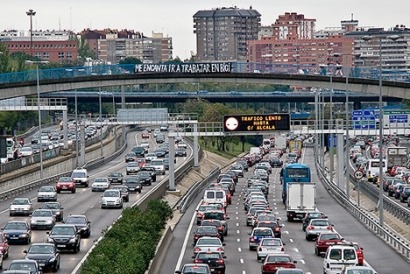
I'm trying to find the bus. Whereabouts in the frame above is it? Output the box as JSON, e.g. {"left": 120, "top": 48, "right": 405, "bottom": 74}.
{"left": 366, "top": 159, "right": 387, "bottom": 182}
{"left": 281, "top": 163, "right": 311, "bottom": 203}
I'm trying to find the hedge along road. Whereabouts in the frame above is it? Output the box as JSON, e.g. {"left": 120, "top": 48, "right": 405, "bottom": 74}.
{"left": 0, "top": 127, "right": 192, "bottom": 273}
{"left": 161, "top": 147, "right": 410, "bottom": 274}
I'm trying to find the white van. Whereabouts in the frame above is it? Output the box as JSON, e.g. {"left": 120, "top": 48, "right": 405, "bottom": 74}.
{"left": 71, "top": 167, "right": 89, "bottom": 187}
{"left": 203, "top": 189, "right": 227, "bottom": 208}
{"left": 250, "top": 147, "right": 262, "bottom": 156}
{"left": 323, "top": 244, "right": 358, "bottom": 274}
{"left": 366, "top": 159, "right": 386, "bottom": 182}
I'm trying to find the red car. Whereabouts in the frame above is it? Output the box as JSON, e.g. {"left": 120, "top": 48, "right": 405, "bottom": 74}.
{"left": 137, "top": 158, "right": 146, "bottom": 168}
{"left": 261, "top": 254, "right": 297, "bottom": 274}
{"left": 141, "top": 131, "right": 150, "bottom": 139}
{"left": 56, "top": 176, "right": 76, "bottom": 193}
{"left": 314, "top": 232, "right": 344, "bottom": 255}
{"left": 0, "top": 232, "right": 9, "bottom": 258}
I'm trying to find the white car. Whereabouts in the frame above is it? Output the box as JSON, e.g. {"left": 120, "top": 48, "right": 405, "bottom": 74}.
{"left": 140, "top": 141, "right": 150, "bottom": 151}
{"left": 256, "top": 237, "right": 285, "bottom": 261}
{"left": 37, "top": 185, "right": 58, "bottom": 202}
{"left": 91, "top": 178, "right": 110, "bottom": 192}
{"left": 100, "top": 189, "right": 123, "bottom": 209}
{"left": 126, "top": 162, "right": 140, "bottom": 175}
{"left": 145, "top": 153, "right": 157, "bottom": 162}
{"left": 177, "top": 141, "right": 187, "bottom": 148}
{"left": 9, "top": 198, "right": 33, "bottom": 216}
{"left": 30, "top": 209, "right": 56, "bottom": 230}
{"left": 193, "top": 237, "right": 225, "bottom": 255}
{"left": 149, "top": 159, "right": 166, "bottom": 175}
{"left": 19, "top": 146, "right": 33, "bottom": 157}
{"left": 323, "top": 244, "right": 358, "bottom": 274}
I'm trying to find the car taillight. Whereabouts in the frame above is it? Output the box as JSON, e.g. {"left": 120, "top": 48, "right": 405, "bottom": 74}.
{"left": 194, "top": 259, "right": 201, "bottom": 263}
{"left": 217, "top": 259, "right": 224, "bottom": 264}
{"left": 218, "top": 226, "right": 223, "bottom": 230}
{"left": 250, "top": 237, "right": 255, "bottom": 242}
{"left": 194, "top": 247, "right": 201, "bottom": 253}
{"left": 317, "top": 240, "right": 324, "bottom": 245}
{"left": 217, "top": 247, "right": 224, "bottom": 252}
{"left": 197, "top": 212, "right": 203, "bottom": 217}
{"left": 327, "top": 226, "right": 333, "bottom": 231}
{"left": 194, "top": 236, "right": 199, "bottom": 240}
{"left": 307, "top": 225, "right": 314, "bottom": 230}
{"left": 275, "top": 227, "right": 280, "bottom": 232}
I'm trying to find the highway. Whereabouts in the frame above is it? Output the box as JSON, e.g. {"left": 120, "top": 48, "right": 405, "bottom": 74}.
{"left": 0, "top": 128, "right": 191, "bottom": 273}
{"left": 161, "top": 147, "right": 409, "bottom": 274}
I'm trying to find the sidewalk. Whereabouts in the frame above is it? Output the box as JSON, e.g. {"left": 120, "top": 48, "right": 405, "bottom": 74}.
{"left": 324, "top": 154, "right": 410, "bottom": 242}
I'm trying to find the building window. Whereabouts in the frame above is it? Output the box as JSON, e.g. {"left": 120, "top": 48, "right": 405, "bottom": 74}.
{"left": 58, "top": 52, "right": 64, "bottom": 59}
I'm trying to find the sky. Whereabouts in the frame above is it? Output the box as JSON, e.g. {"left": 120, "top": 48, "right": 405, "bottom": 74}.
{"left": 1, "top": 0, "right": 409, "bottom": 59}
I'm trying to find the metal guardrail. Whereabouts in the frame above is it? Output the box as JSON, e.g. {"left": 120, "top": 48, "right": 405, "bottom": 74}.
{"left": 178, "top": 167, "right": 221, "bottom": 213}
{"left": 315, "top": 149, "right": 410, "bottom": 260}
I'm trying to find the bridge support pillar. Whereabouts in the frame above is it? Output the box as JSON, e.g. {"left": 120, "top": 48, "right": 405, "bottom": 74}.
{"left": 62, "top": 110, "right": 68, "bottom": 150}
{"left": 193, "top": 123, "right": 199, "bottom": 167}
{"left": 337, "top": 133, "right": 345, "bottom": 190}
{"left": 121, "top": 85, "right": 126, "bottom": 143}
{"left": 353, "top": 102, "right": 361, "bottom": 110}
{"left": 79, "top": 123, "right": 85, "bottom": 167}
{"left": 168, "top": 135, "right": 176, "bottom": 191}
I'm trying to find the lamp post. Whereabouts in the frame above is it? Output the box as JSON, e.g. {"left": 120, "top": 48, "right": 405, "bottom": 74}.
{"left": 362, "top": 34, "right": 400, "bottom": 226}
{"left": 99, "top": 89, "right": 103, "bottom": 157}
{"left": 25, "top": 60, "right": 48, "bottom": 178}
{"left": 75, "top": 89, "right": 79, "bottom": 167}
{"left": 26, "top": 9, "right": 36, "bottom": 57}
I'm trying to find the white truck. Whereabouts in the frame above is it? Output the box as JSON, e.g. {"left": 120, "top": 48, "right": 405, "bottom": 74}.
{"left": 286, "top": 182, "right": 316, "bottom": 222}
{"left": 275, "top": 135, "right": 287, "bottom": 151}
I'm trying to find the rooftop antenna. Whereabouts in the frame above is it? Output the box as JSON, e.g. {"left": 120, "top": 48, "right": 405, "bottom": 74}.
{"left": 351, "top": 13, "right": 354, "bottom": 21}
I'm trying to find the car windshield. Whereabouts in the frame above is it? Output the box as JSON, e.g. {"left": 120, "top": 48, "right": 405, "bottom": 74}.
{"left": 128, "top": 163, "right": 138, "bottom": 167}
{"left": 182, "top": 266, "right": 209, "bottom": 273}
{"left": 320, "top": 234, "right": 340, "bottom": 240}
{"left": 94, "top": 178, "right": 107, "bottom": 182}
{"left": 65, "top": 216, "right": 86, "bottom": 224}
{"left": 50, "top": 226, "right": 75, "bottom": 235}
{"left": 72, "top": 172, "right": 85, "bottom": 178}
{"left": 39, "top": 186, "right": 54, "bottom": 192}
{"left": 12, "top": 199, "right": 29, "bottom": 205}
{"left": 9, "top": 262, "right": 37, "bottom": 271}
{"left": 110, "top": 173, "right": 121, "bottom": 177}
{"left": 311, "top": 220, "right": 329, "bottom": 226}
{"left": 267, "top": 255, "right": 291, "bottom": 263}
{"left": 29, "top": 245, "right": 54, "bottom": 254}
{"left": 196, "top": 227, "right": 216, "bottom": 233}
{"left": 104, "top": 191, "right": 119, "bottom": 197}
{"left": 32, "top": 210, "right": 53, "bottom": 217}
{"left": 197, "top": 253, "right": 221, "bottom": 259}
{"left": 197, "top": 238, "right": 220, "bottom": 245}
{"left": 204, "top": 212, "right": 223, "bottom": 220}
{"left": 59, "top": 177, "right": 72, "bottom": 182}
{"left": 4, "top": 222, "right": 27, "bottom": 230}
{"left": 42, "top": 203, "right": 59, "bottom": 209}
{"left": 262, "top": 238, "right": 282, "bottom": 246}
{"left": 346, "top": 270, "right": 374, "bottom": 274}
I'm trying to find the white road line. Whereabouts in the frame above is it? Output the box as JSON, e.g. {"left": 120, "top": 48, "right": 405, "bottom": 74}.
{"left": 300, "top": 260, "right": 306, "bottom": 264}
{"left": 237, "top": 238, "right": 240, "bottom": 242}
{"left": 294, "top": 248, "right": 299, "bottom": 253}
{"left": 237, "top": 230, "right": 240, "bottom": 234}
{"left": 283, "top": 231, "right": 289, "bottom": 234}
{"left": 238, "top": 247, "right": 242, "bottom": 252}
{"left": 289, "top": 239, "right": 294, "bottom": 243}
{"left": 242, "top": 271, "right": 246, "bottom": 274}
{"left": 175, "top": 201, "right": 197, "bottom": 272}
{"left": 240, "top": 258, "right": 244, "bottom": 264}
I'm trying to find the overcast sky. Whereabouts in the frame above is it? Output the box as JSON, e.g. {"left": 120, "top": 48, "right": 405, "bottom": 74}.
{"left": 2, "top": 0, "right": 409, "bottom": 59}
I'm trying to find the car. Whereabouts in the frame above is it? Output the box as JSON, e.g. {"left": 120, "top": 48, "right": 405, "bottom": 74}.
{"left": 175, "top": 263, "right": 211, "bottom": 274}
{"left": 175, "top": 147, "right": 187, "bottom": 157}
{"left": 141, "top": 131, "right": 150, "bottom": 139}
{"left": 126, "top": 162, "right": 140, "bottom": 175}
{"left": 256, "top": 237, "right": 285, "bottom": 261}
{"left": 0, "top": 232, "right": 10, "bottom": 258}
{"left": 63, "top": 214, "right": 91, "bottom": 238}
{"left": 136, "top": 171, "right": 153, "bottom": 186}
{"left": 125, "top": 152, "right": 138, "bottom": 162}
{"left": 140, "top": 166, "right": 157, "bottom": 182}
{"left": 6, "top": 259, "right": 42, "bottom": 274}
{"left": 196, "top": 204, "right": 218, "bottom": 225}
{"left": 41, "top": 202, "right": 64, "bottom": 222}
{"left": 107, "top": 172, "right": 124, "bottom": 184}
{"left": 269, "top": 157, "right": 283, "bottom": 168}
{"left": 302, "top": 211, "right": 327, "bottom": 231}
{"left": 199, "top": 220, "right": 225, "bottom": 241}
{"left": 154, "top": 148, "right": 167, "bottom": 158}
{"left": 2, "top": 221, "right": 32, "bottom": 244}
{"left": 9, "top": 198, "right": 33, "bottom": 216}
{"left": 261, "top": 254, "right": 297, "bottom": 274}
{"left": 148, "top": 159, "right": 166, "bottom": 175}
{"left": 305, "top": 218, "right": 334, "bottom": 241}
{"left": 340, "top": 266, "right": 377, "bottom": 274}
{"left": 256, "top": 221, "right": 282, "bottom": 238}
{"left": 177, "top": 141, "right": 187, "bottom": 148}
{"left": 249, "top": 227, "right": 275, "bottom": 250}
{"left": 202, "top": 210, "right": 229, "bottom": 236}
{"left": 56, "top": 176, "right": 76, "bottom": 193}
{"left": 193, "top": 236, "right": 225, "bottom": 255}
{"left": 24, "top": 243, "right": 60, "bottom": 272}
{"left": 140, "top": 141, "right": 150, "bottom": 152}
{"left": 192, "top": 251, "right": 226, "bottom": 274}
{"left": 145, "top": 152, "right": 157, "bottom": 162}
{"left": 230, "top": 164, "right": 245, "bottom": 177}
{"left": 160, "top": 124, "right": 169, "bottom": 131}
{"left": 156, "top": 134, "right": 165, "bottom": 143}
{"left": 100, "top": 189, "right": 123, "bottom": 209}
{"left": 111, "top": 185, "right": 130, "bottom": 202}
{"left": 47, "top": 224, "right": 81, "bottom": 253}
{"left": 193, "top": 226, "right": 221, "bottom": 244}
{"left": 343, "top": 241, "right": 365, "bottom": 266}
{"left": 30, "top": 209, "right": 56, "bottom": 230}
{"left": 70, "top": 167, "right": 89, "bottom": 187}
{"left": 91, "top": 177, "right": 110, "bottom": 192}
{"left": 19, "top": 146, "right": 34, "bottom": 157}
{"left": 253, "top": 213, "right": 278, "bottom": 228}
{"left": 125, "top": 176, "right": 143, "bottom": 193}
{"left": 314, "top": 232, "right": 344, "bottom": 256}
{"left": 132, "top": 146, "right": 146, "bottom": 157}
{"left": 323, "top": 244, "right": 358, "bottom": 274}
{"left": 37, "top": 185, "right": 58, "bottom": 202}
{"left": 275, "top": 269, "right": 305, "bottom": 274}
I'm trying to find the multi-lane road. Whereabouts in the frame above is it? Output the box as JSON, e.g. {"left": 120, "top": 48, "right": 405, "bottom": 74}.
{"left": 161, "top": 147, "right": 409, "bottom": 274}
{"left": 0, "top": 129, "right": 191, "bottom": 273}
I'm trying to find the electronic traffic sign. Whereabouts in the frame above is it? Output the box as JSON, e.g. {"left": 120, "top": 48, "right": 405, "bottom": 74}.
{"left": 223, "top": 114, "right": 290, "bottom": 133}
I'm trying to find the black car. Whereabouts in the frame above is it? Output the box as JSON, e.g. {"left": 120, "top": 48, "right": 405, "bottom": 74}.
{"left": 125, "top": 152, "right": 138, "bottom": 162}
{"left": 107, "top": 172, "right": 124, "bottom": 184}
{"left": 63, "top": 215, "right": 91, "bottom": 238}
{"left": 132, "top": 146, "right": 146, "bottom": 157}
{"left": 112, "top": 186, "right": 130, "bottom": 202}
{"left": 154, "top": 148, "right": 167, "bottom": 158}
{"left": 2, "top": 221, "right": 32, "bottom": 244}
{"left": 136, "top": 171, "right": 153, "bottom": 186}
{"left": 175, "top": 147, "right": 187, "bottom": 157}
{"left": 140, "top": 166, "right": 157, "bottom": 182}
{"left": 125, "top": 176, "right": 143, "bottom": 193}
{"left": 269, "top": 157, "right": 283, "bottom": 168}
{"left": 47, "top": 224, "right": 81, "bottom": 253}
{"left": 301, "top": 211, "right": 327, "bottom": 231}
{"left": 191, "top": 251, "right": 226, "bottom": 274}
{"left": 24, "top": 243, "right": 60, "bottom": 272}
{"left": 6, "top": 259, "right": 42, "bottom": 274}
{"left": 41, "top": 202, "right": 64, "bottom": 222}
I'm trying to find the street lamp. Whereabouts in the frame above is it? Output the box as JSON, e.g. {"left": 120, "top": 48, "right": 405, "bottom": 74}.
{"left": 25, "top": 60, "right": 48, "bottom": 178}
{"left": 26, "top": 9, "right": 36, "bottom": 57}
{"left": 362, "top": 33, "right": 400, "bottom": 226}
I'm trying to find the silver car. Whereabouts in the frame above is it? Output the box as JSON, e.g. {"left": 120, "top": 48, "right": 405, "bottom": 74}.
{"left": 30, "top": 209, "right": 56, "bottom": 230}
{"left": 91, "top": 178, "right": 110, "bottom": 192}
{"left": 193, "top": 237, "right": 225, "bottom": 255}
{"left": 256, "top": 237, "right": 285, "bottom": 261}
{"left": 37, "top": 186, "right": 58, "bottom": 202}
{"left": 9, "top": 198, "right": 33, "bottom": 216}
{"left": 305, "top": 218, "right": 334, "bottom": 241}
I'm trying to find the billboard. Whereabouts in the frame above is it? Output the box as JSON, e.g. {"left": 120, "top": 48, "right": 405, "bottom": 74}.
{"left": 223, "top": 114, "right": 290, "bottom": 133}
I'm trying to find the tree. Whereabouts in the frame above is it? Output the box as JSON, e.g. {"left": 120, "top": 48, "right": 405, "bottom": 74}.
{"left": 77, "top": 36, "right": 96, "bottom": 63}
{"left": 119, "top": 57, "right": 142, "bottom": 64}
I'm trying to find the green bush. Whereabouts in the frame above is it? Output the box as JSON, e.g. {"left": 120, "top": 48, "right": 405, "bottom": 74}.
{"left": 81, "top": 199, "right": 172, "bottom": 274}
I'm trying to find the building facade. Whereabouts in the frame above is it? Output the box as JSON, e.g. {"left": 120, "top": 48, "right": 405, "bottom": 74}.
{"left": 271, "top": 12, "right": 316, "bottom": 40}
{"left": 193, "top": 6, "right": 261, "bottom": 61}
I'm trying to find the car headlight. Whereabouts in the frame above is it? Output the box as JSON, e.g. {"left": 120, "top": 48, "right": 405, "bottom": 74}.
{"left": 49, "top": 257, "right": 56, "bottom": 262}
{"left": 69, "top": 237, "right": 77, "bottom": 243}
{"left": 46, "top": 220, "right": 53, "bottom": 224}
{"left": 20, "top": 233, "right": 28, "bottom": 238}
{"left": 47, "top": 237, "right": 54, "bottom": 243}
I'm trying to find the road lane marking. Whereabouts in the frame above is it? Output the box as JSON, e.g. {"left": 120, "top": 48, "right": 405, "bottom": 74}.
{"left": 240, "top": 258, "right": 244, "bottom": 264}
{"left": 289, "top": 239, "right": 294, "bottom": 243}
{"left": 294, "top": 248, "right": 299, "bottom": 253}
{"left": 237, "top": 230, "right": 240, "bottom": 234}
{"left": 238, "top": 247, "right": 242, "bottom": 252}
{"left": 300, "top": 260, "right": 306, "bottom": 264}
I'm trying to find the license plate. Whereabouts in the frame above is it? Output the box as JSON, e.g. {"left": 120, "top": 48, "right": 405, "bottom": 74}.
{"left": 62, "top": 186, "right": 67, "bottom": 189}
{"left": 11, "top": 237, "right": 18, "bottom": 239}
{"left": 211, "top": 269, "right": 215, "bottom": 272}
{"left": 57, "top": 245, "right": 65, "bottom": 248}
{"left": 39, "top": 263, "right": 45, "bottom": 266}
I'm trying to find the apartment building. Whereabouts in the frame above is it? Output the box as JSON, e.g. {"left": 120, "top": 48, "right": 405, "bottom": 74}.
{"left": 193, "top": 6, "right": 261, "bottom": 61}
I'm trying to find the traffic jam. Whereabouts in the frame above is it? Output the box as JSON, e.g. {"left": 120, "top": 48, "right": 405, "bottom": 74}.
{"left": 176, "top": 135, "right": 375, "bottom": 274}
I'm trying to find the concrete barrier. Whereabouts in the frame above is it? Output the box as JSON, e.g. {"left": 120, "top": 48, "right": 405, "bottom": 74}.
{"left": 147, "top": 226, "right": 174, "bottom": 274}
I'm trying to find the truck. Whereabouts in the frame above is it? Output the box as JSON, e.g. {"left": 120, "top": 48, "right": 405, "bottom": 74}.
{"left": 274, "top": 135, "right": 287, "bottom": 151}
{"left": 386, "top": 147, "right": 408, "bottom": 173}
{"left": 286, "top": 182, "right": 316, "bottom": 222}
